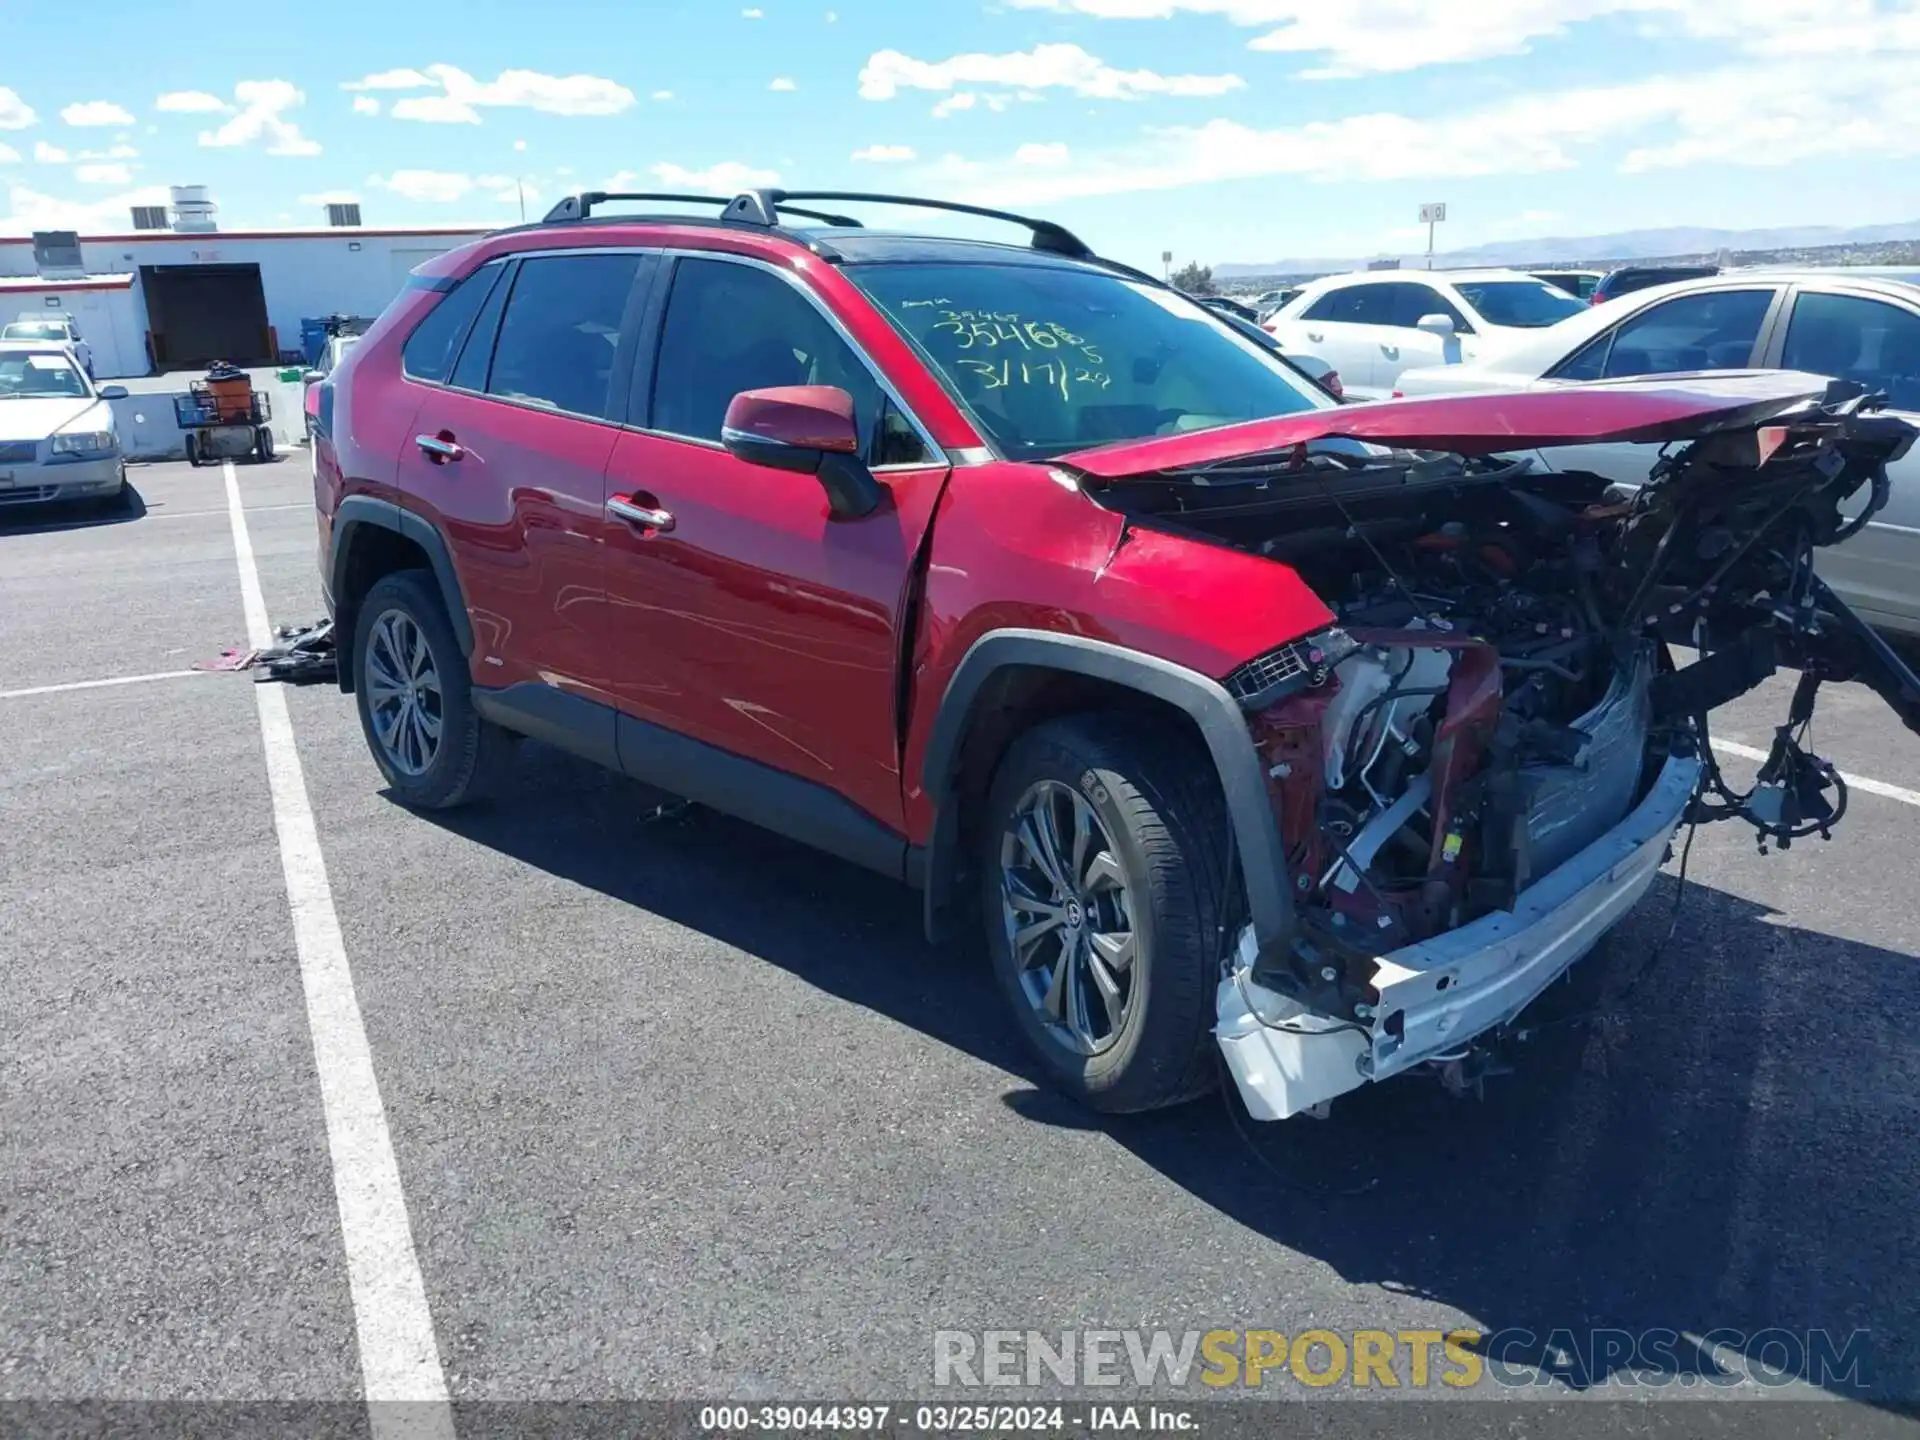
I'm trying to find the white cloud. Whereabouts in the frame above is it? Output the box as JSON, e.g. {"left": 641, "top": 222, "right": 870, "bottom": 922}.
{"left": 0, "top": 88, "right": 35, "bottom": 130}
{"left": 75, "top": 162, "right": 133, "bottom": 185}
{"left": 653, "top": 90, "right": 676, "bottom": 101}
{"left": 299, "top": 189, "right": 362, "bottom": 206}
{"left": 851, "top": 143, "right": 916, "bottom": 161}
{"left": 649, "top": 160, "right": 781, "bottom": 191}
{"left": 826, "top": 8, "right": 839, "bottom": 18}
{"left": 1002, "top": 0, "right": 1920, "bottom": 78}
{"left": 34, "top": 142, "right": 70, "bottom": 163}
{"left": 770, "top": 77, "right": 799, "bottom": 91}
{"left": 78, "top": 144, "right": 138, "bottom": 160}
{"left": 743, "top": 6, "right": 765, "bottom": 14}
{"left": 61, "top": 101, "right": 137, "bottom": 127}
{"left": 859, "top": 43, "right": 1243, "bottom": 104}
{"left": 928, "top": 49, "right": 1920, "bottom": 206}
{"left": 352, "top": 96, "right": 382, "bottom": 116}
{"left": 1013, "top": 141, "right": 1071, "bottom": 165}
{"left": 156, "top": 90, "right": 232, "bottom": 113}
{"left": 381, "top": 65, "right": 635, "bottom": 123}
{"left": 371, "top": 168, "right": 477, "bottom": 202}
{"left": 1, "top": 182, "right": 172, "bottom": 235}
{"left": 0, "top": 143, "right": 19, "bottom": 164}
{"left": 932, "top": 93, "right": 978, "bottom": 118}
{"left": 341, "top": 68, "right": 437, "bottom": 91}
{"left": 198, "top": 80, "right": 321, "bottom": 155}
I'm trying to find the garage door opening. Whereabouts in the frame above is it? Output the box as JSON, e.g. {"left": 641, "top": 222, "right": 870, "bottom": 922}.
{"left": 141, "top": 263, "right": 272, "bottom": 369}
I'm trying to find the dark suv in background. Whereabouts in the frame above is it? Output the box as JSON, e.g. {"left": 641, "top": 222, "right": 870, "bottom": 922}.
{"left": 1590, "top": 262, "right": 1721, "bottom": 304}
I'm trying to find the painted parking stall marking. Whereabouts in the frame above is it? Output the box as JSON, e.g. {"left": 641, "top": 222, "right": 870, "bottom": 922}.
{"left": 222, "top": 460, "right": 456, "bottom": 1440}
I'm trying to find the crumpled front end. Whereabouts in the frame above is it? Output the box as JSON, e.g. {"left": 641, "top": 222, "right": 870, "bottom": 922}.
{"left": 1100, "top": 379, "right": 1920, "bottom": 1120}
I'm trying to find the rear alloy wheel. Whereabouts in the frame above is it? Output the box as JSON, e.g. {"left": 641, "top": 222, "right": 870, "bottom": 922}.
{"left": 352, "top": 570, "right": 510, "bottom": 809}
{"left": 980, "top": 714, "right": 1230, "bottom": 1114}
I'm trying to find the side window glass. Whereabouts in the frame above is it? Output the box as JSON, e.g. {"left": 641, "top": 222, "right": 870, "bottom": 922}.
{"left": 1601, "top": 289, "right": 1773, "bottom": 379}
{"left": 401, "top": 263, "right": 505, "bottom": 383}
{"left": 1301, "top": 290, "right": 1348, "bottom": 322}
{"left": 1391, "top": 285, "right": 1466, "bottom": 330}
{"left": 650, "top": 257, "right": 927, "bottom": 465}
{"left": 1782, "top": 292, "right": 1920, "bottom": 412}
{"left": 485, "top": 254, "right": 641, "bottom": 419}
{"left": 449, "top": 262, "right": 514, "bottom": 392}
{"left": 1342, "top": 287, "right": 1394, "bottom": 325}
{"left": 1554, "top": 332, "right": 1612, "bottom": 382}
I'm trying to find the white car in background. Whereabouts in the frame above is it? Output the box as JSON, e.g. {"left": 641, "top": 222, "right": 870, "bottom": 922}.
{"left": 1395, "top": 268, "right": 1920, "bottom": 635}
{"left": 0, "top": 342, "right": 129, "bottom": 511}
{"left": 1264, "top": 268, "right": 1587, "bottom": 395}
{"left": 3, "top": 313, "right": 94, "bottom": 378}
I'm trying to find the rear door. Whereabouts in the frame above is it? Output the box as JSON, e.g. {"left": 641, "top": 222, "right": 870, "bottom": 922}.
{"left": 1378, "top": 281, "right": 1473, "bottom": 387}
{"left": 600, "top": 252, "right": 950, "bottom": 835}
{"left": 1272, "top": 283, "right": 1397, "bottom": 388}
{"left": 1538, "top": 285, "right": 1783, "bottom": 483}
{"left": 1765, "top": 285, "right": 1920, "bottom": 631}
{"left": 393, "top": 249, "right": 657, "bottom": 698}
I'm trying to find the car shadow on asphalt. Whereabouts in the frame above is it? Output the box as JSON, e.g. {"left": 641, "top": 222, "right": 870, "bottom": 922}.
{"left": 412, "top": 740, "right": 1919, "bottom": 1409}
{"left": 0, "top": 484, "right": 148, "bottom": 534}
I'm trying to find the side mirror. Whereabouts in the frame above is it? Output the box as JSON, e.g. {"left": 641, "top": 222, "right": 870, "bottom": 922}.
{"left": 303, "top": 369, "right": 325, "bottom": 384}
{"left": 1416, "top": 313, "right": 1457, "bottom": 337}
{"left": 722, "top": 385, "right": 881, "bottom": 520}
{"left": 97, "top": 384, "right": 128, "bottom": 400}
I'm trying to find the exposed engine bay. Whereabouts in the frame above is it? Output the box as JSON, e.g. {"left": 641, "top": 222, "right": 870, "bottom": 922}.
{"left": 1095, "top": 381, "right": 1920, "bottom": 1110}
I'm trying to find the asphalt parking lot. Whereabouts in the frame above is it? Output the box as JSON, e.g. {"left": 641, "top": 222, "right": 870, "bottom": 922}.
{"left": 5, "top": 458, "right": 1920, "bottom": 1434}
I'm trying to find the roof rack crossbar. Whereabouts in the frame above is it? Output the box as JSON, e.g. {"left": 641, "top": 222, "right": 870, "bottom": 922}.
{"left": 737, "top": 190, "right": 1095, "bottom": 260}
{"left": 541, "top": 191, "right": 865, "bottom": 228}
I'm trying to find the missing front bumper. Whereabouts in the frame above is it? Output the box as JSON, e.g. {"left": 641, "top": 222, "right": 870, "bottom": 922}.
{"left": 1216, "top": 751, "right": 1703, "bottom": 1121}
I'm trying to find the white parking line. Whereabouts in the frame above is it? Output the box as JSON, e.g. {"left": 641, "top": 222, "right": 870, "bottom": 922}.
{"left": 1713, "top": 738, "right": 1920, "bottom": 809}
{"left": 222, "top": 460, "right": 455, "bottom": 1440}
{"left": 0, "top": 669, "right": 210, "bottom": 701}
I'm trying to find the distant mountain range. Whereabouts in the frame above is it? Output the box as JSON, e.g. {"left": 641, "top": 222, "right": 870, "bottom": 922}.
{"left": 1214, "top": 219, "right": 1920, "bottom": 279}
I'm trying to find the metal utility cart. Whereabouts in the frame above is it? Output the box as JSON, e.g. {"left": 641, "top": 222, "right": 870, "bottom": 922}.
{"left": 175, "top": 361, "right": 276, "bottom": 466}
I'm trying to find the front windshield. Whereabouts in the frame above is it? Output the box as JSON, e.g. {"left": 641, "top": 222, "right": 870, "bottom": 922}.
{"left": 0, "top": 351, "right": 91, "bottom": 399}
{"left": 1453, "top": 281, "right": 1586, "bottom": 329}
{"left": 4, "top": 322, "right": 67, "bottom": 342}
{"left": 849, "top": 262, "right": 1326, "bottom": 459}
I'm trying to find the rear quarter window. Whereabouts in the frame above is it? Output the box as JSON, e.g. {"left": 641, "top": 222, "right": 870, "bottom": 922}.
{"left": 401, "top": 262, "right": 508, "bottom": 383}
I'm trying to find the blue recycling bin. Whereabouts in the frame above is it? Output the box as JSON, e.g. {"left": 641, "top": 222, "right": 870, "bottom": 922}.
{"left": 299, "top": 318, "right": 331, "bottom": 366}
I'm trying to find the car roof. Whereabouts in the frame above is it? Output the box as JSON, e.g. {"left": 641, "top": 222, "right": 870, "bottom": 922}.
{"left": 1304, "top": 266, "right": 1550, "bottom": 291}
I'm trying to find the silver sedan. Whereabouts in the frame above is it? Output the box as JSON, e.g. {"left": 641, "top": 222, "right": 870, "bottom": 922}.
{"left": 0, "top": 342, "right": 129, "bottom": 511}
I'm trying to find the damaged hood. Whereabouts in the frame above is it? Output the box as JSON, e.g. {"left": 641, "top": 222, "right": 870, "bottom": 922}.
{"left": 1057, "top": 371, "right": 1842, "bottom": 482}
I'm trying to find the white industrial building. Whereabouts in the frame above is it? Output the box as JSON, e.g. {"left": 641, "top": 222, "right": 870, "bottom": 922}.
{"left": 0, "top": 187, "right": 490, "bottom": 378}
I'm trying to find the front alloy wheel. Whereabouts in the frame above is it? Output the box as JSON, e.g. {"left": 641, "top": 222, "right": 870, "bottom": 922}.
{"left": 999, "top": 779, "right": 1138, "bottom": 1056}
{"left": 363, "top": 608, "right": 443, "bottom": 777}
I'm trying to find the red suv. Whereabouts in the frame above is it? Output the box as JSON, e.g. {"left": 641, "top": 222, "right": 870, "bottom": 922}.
{"left": 312, "top": 189, "right": 1918, "bottom": 1122}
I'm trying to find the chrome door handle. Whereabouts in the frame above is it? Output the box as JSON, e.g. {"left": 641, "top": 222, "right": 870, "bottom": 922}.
{"left": 1382, "top": 345, "right": 1399, "bottom": 358}
{"left": 607, "top": 497, "right": 675, "bottom": 532}
{"left": 1306, "top": 331, "right": 1323, "bottom": 342}
{"left": 415, "top": 434, "right": 463, "bottom": 461}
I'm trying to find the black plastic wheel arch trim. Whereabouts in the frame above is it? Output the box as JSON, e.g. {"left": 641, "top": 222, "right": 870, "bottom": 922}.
{"left": 917, "top": 629, "right": 1295, "bottom": 960}
{"left": 328, "top": 496, "right": 475, "bottom": 691}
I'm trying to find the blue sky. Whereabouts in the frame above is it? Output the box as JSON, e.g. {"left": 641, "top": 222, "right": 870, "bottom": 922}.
{"left": 2, "top": 0, "right": 1916, "bottom": 268}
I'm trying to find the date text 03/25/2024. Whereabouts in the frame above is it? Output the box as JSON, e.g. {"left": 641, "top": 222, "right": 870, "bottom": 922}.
{"left": 698, "top": 1404, "right": 1196, "bottom": 1433}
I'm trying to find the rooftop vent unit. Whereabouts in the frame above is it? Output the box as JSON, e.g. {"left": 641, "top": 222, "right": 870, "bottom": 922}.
{"left": 326, "top": 202, "right": 363, "bottom": 228}
{"left": 131, "top": 205, "right": 169, "bottom": 232}
{"left": 169, "top": 184, "right": 217, "bottom": 233}
{"left": 30, "top": 230, "right": 85, "bottom": 277}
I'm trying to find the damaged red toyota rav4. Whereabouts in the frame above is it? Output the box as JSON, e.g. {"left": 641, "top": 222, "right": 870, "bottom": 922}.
{"left": 308, "top": 189, "right": 1920, "bottom": 1122}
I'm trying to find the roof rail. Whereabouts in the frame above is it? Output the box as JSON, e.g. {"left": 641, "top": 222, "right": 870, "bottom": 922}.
{"left": 540, "top": 191, "right": 867, "bottom": 228}
{"left": 727, "top": 189, "right": 1095, "bottom": 260}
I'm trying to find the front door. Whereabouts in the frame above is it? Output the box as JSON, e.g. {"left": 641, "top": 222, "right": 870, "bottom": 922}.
{"left": 601, "top": 254, "right": 949, "bottom": 833}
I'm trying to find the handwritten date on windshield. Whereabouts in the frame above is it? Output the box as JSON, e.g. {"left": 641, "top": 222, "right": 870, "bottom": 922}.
{"left": 924, "top": 309, "right": 1104, "bottom": 365}
{"left": 957, "top": 357, "right": 1112, "bottom": 402}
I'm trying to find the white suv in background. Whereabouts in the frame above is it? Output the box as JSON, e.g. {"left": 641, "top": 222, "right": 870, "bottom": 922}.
{"left": 1264, "top": 269, "right": 1586, "bottom": 395}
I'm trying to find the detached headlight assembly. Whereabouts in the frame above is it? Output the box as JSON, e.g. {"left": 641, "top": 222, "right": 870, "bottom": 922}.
{"left": 51, "top": 430, "right": 117, "bottom": 457}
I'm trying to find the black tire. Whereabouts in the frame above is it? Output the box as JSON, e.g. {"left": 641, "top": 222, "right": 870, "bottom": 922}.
{"left": 183, "top": 434, "right": 201, "bottom": 467}
{"left": 255, "top": 428, "right": 275, "bottom": 463}
{"left": 352, "top": 569, "right": 511, "bottom": 809}
{"left": 979, "top": 712, "right": 1231, "bottom": 1114}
